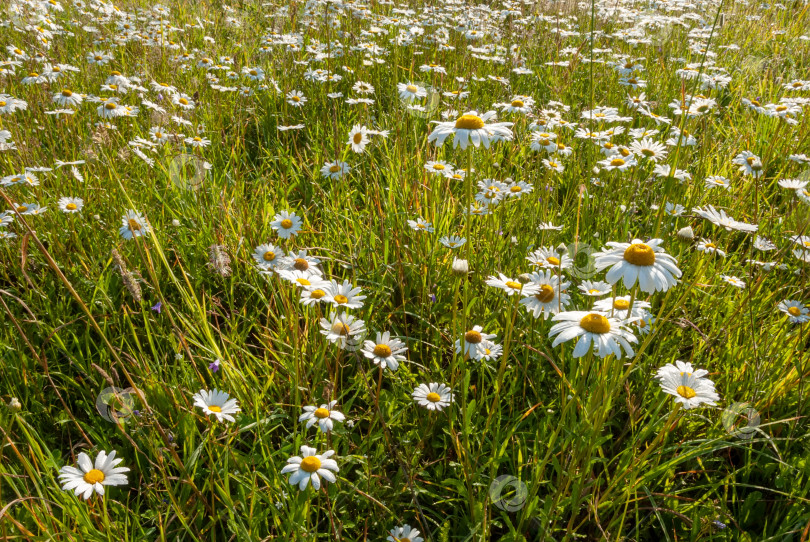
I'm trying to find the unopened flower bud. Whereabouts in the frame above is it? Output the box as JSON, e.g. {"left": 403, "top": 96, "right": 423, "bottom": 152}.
{"left": 677, "top": 226, "right": 694, "bottom": 241}
{"left": 451, "top": 257, "right": 469, "bottom": 275}
{"left": 7, "top": 397, "right": 21, "bottom": 411}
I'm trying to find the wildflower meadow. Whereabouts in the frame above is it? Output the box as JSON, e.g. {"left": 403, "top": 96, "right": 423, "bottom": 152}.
{"left": 0, "top": 0, "right": 809, "bottom": 540}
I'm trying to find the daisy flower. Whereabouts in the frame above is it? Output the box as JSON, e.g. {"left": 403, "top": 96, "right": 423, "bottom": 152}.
{"left": 119, "top": 210, "right": 150, "bottom": 240}
{"left": 485, "top": 273, "right": 539, "bottom": 296}
{"left": 281, "top": 446, "right": 339, "bottom": 491}
{"left": 720, "top": 275, "right": 746, "bottom": 289}
{"left": 397, "top": 82, "right": 427, "bottom": 102}
{"left": 520, "top": 270, "right": 570, "bottom": 319}
{"left": 655, "top": 360, "right": 720, "bottom": 409}
{"left": 58, "top": 450, "right": 130, "bottom": 500}
{"left": 777, "top": 300, "right": 809, "bottom": 323}
{"left": 192, "top": 389, "right": 241, "bottom": 422}
{"left": 428, "top": 110, "right": 513, "bottom": 150}
{"left": 324, "top": 279, "right": 366, "bottom": 309}
{"left": 320, "top": 312, "right": 366, "bottom": 348}
{"left": 455, "top": 326, "right": 496, "bottom": 360}
{"left": 388, "top": 525, "right": 424, "bottom": 542}
{"left": 693, "top": 205, "right": 758, "bottom": 232}
{"left": 732, "top": 151, "right": 764, "bottom": 178}
{"left": 271, "top": 211, "right": 303, "bottom": 239}
{"left": 527, "top": 246, "right": 572, "bottom": 270}
{"left": 424, "top": 161, "right": 453, "bottom": 175}
{"left": 593, "top": 295, "right": 651, "bottom": 320}
{"left": 253, "top": 243, "right": 282, "bottom": 271}
{"left": 412, "top": 383, "right": 453, "bottom": 411}
{"left": 286, "top": 90, "right": 307, "bottom": 107}
{"left": 58, "top": 197, "right": 83, "bottom": 213}
{"left": 549, "top": 311, "right": 637, "bottom": 359}
{"left": 347, "top": 124, "right": 370, "bottom": 153}
{"left": 579, "top": 280, "right": 611, "bottom": 296}
{"left": 321, "top": 160, "right": 350, "bottom": 179}
{"left": 629, "top": 138, "right": 667, "bottom": 162}
{"left": 280, "top": 250, "right": 322, "bottom": 275}
{"left": 440, "top": 235, "right": 466, "bottom": 249}
{"left": 696, "top": 239, "right": 725, "bottom": 258}
{"left": 362, "top": 331, "right": 407, "bottom": 371}
{"left": 299, "top": 400, "right": 345, "bottom": 433}
{"left": 594, "top": 239, "right": 682, "bottom": 293}
{"left": 407, "top": 217, "right": 433, "bottom": 233}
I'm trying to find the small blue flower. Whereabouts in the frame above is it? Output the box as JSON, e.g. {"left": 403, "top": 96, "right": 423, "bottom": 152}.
{"left": 209, "top": 359, "right": 221, "bottom": 373}
{"left": 151, "top": 301, "right": 162, "bottom": 313}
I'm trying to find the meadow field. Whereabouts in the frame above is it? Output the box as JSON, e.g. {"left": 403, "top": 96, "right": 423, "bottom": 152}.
{"left": 0, "top": 0, "right": 809, "bottom": 540}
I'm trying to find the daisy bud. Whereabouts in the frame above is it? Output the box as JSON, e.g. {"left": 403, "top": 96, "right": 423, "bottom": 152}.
{"left": 518, "top": 273, "right": 531, "bottom": 283}
{"left": 493, "top": 162, "right": 500, "bottom": 168}
{"left": 451, "top": 257, "right": 469, "bottom": 275}
{"left": 7, "top": 397, "right": 21, "bottom": 411}
{"left": 677, "top": 226, "right": 694, "bottom": 241}
{"left": 555, "top": 243, "right": 568, "bottom": 255}
{"left": 171, "top": 219, "right": 180, "bottom": 227}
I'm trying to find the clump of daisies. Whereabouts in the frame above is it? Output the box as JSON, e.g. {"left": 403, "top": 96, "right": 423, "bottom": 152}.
{"left": 655, "top": 361, "right": 720, "bottom": 409}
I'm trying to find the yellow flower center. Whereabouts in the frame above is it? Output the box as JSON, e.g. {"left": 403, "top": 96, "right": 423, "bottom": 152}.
{"left": 454, "top": 114, "right": 485, "bottom": 130}
{"left": 588, "top": 289, "right": 600, "bottom": 294}
{"left": 179, "top": 98, "right": 189, "bottom": 105}
{"left": 464, "top": 330, "right": 482, "bottom": 344}
{"left": 353, "top": 132, "right": 363, "bottom": 144}
{"left": 193, "top": 137, "right": 201, "bottom": 142}
{"left": 16, "top": 205, "right": 27, "bottom": 212}
{"left": 293, "top": 258, "right": 309, "bottom": 271}
{"left": 676, "top": 385, "right": 696, "bottom": 399}
{"left": 331, "top": 322, "right": 351, "bottom": 336}
{"left": 66, "top": 203, "right": 77, "bottom": 210}
{"left": 329, "top": 165, "right": 340, "bottom": 173}
{"left": 61, "top": 89, "right": 73, "bottom": 97}
{"left": 619, "top": 148, "right": 631, "bottom": 157}
{"left": 310, "top": 289, "right": 326, "bottom": 299}
{"left": 579, "top": 313, "right": 610, "bottom": 334}
{"left": 613, "top": 299, "right": 630, "bottom": 310}
{"left": 406, "top": 85, "right": 417, "bottom": 93}
{"left": 333, "top": 294, "right": 348, "bottom": 304}
{"left": 300, "top": 456, "right": 322, "bottom": 473}
{"left": 705, "top": 243, "right": 716, "bottom": 249}
{"left": 511, "top": 99, "right": 524, "bottom": 108}
{"left": 296, "top": 278, "right": 311, "bottom": 286}
{"left": 432, "top": 164, "right": 445, "bottom": 170}
{"left": 788, "top": 307, "right": 801, "bottom": 316}
{"left": 128, "top": 219, "right": 141, "bottom": 231}
{"left": 263, "top": 251, "right": 275, "bottom": 261}
{"left": 373, "top": 344, "right": 392, "bottom": 357}
{"left": 746, "top": 157, "right": 756, "bottom": 165}
{"left": 546, "top": 256, "right": 560, "bottom": 266}
{"left": 776, "top": 105, "right": 787, "bottom": 112}
{"left": 208, "top": 405, "right": 222, "bottom": 412}
{"left": 281, "top": 219, "right": 293, "bottom": 229}
{"left": 314, "top": 407, "right": 330, "bottom": 419}
{"left": 535, "top": 284, "right": 555, "bottom": 303}
{"left": 610, "top": 158, "right": 626, "bottom": 167}
{"left": 426, "top": 392, "right": 441, "bottom": 402}
{"left": 105, "top": 103, "right": 117, "bottom": 110}
{"left": 291, "top": 96, "right": 301, "bottom": 102}
{"left": 623, "top": 244, "right": 655, "bottom": 266}
{"left": 13, "top": 49, "right": 21, "bottom": 55}
{"left": 83, "top": 469, "right": 105, "bottom": 484}
{"left": 249, "top": 69, "right": 257, "bottom": 75}
{"left": 505, "top": 281, "right": 522, "bottom": 290}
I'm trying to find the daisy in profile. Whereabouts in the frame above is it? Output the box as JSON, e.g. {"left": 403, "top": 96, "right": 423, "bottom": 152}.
{"left": 119, "top": 210, "right": 150, "bottom": 240}
{"left": 192, "top": 389, "right": 241, "bottom": 423}
{"left": 388, "top": 525, "right": 424, "bottom": 542}
{"left": 655, "top": 360, "right": 720, "bottom": 409}
{"left": 439, "top": 235, "right": 466, "bottom": 249}
{"left": 59, "top": 450, "right": 130, "bottom": 500}
{"left": 455, "top": 325, "right": 497, "bottom": 360}
{"left": 692, "top": 205, "right": 758, "bottom": 232}
{"left": 271, "top": 211, "right": 302, "bottom": 239}
{"left": 549, "top": 311, "right": 637, "bottom": 358}
{"left": 321, "top": 160, "right": 350, "bottom": 180}
{"left": 527, "top": 246, "right": 572, "bottom": 270}
{"left": 412, "top": 383, "right": 453, "bottom": 411}
{"left": 629, "top": 138, "right": 667, "bottom": 162}
{"left": 281, "top": 446, "right": 339, "bottom": 491}
{"left": 58, "top": 197, "right": 83, "bottom": 213}
{"left": 593, "top": 295, "right": 650, "bottom": 320}
{"left": 362, "top": 331, "right": 407, "bottom": 371}
{"left": 579, "top": 280, "right": 612, "bottom": 297}
{"left": 485, "top": 273, "right": 539, "bottom": 296}
{"left": 594, "top": 239, "right": 682, "bottom": 293}
{"left": 397, "top": 82, "right": 427, "bottom": 102}
{"left": 424, "top": 161, "right": 453, "bottom": 175}
{"left": 695, "top": 239, "right": 725, "bottom": 258}
{"left": 520, "top": 270, "right": 570, "bottom": 319}
{"left": 428, "top": 110, "right": 513, "bottom": 150}
{"left": 778, "top": 300, "right": 809, "bottom": 323}
{"left": 324, "top": 279, "right": 366, "bottom": 309}
{"left": 720, "top": 275, "right": 746, "bottom": 289}
{"left": 407, "top": 217, "right": 433, "bottom": 233}
{"left": 299, "top": 400, "right": 345, "bottom": 433}
{"left": 320, "top": 312, "right": 366, "bottom": 348}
